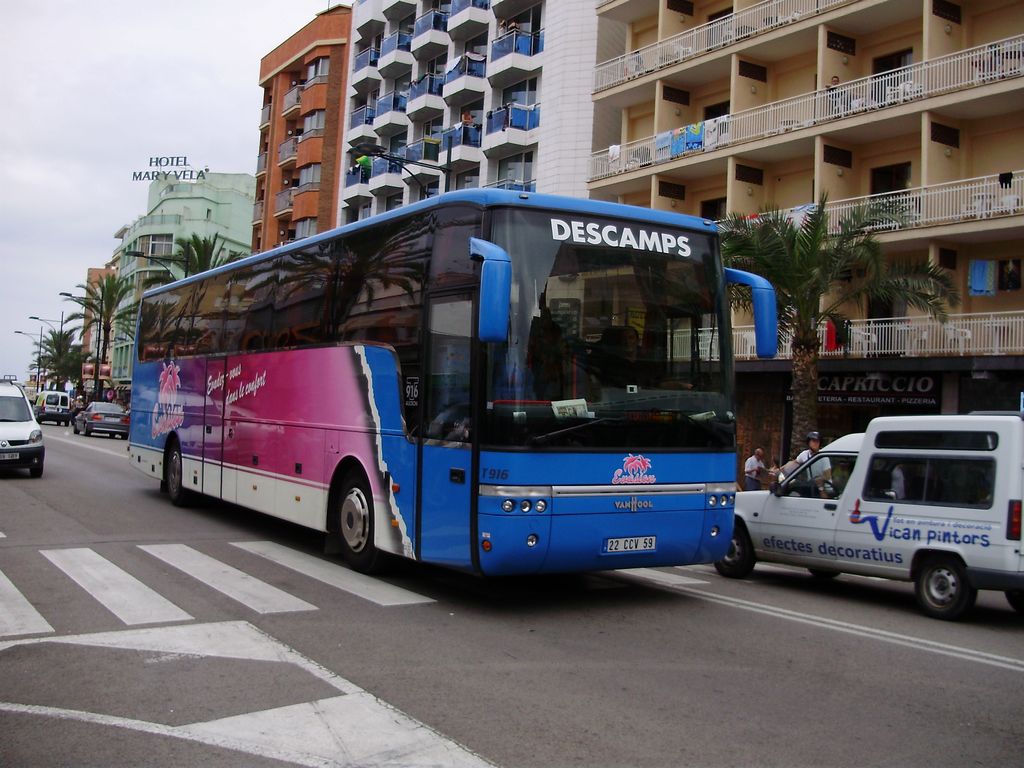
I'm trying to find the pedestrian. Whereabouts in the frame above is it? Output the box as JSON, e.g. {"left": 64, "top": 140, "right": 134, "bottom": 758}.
{"left": 743, "top": 447, "right": 766, "bottom": 491}
{"left": 353, "top": 153, "right": 372, "bottom": 182}
{"left": 796, "top": 431, "right": 822, "bottom": 464}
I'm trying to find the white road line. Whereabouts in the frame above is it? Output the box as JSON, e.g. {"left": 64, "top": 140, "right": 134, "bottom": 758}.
{"left": 622, "top": 570, "right": 1024, "bottom": 673}
{"left": 41, "top": 548, "right": 192, "bottom": 626}
{"left": 232, "top": 541, "right": 435, "bottom": 607}
{"left": 619, "top": 568, "right": 708, "bottom": 587}
{"left": 0, "top": 568, "right": 54, "bottom": 637}
{"left": 139, "top": 544, "right": 316, "bottom": 614}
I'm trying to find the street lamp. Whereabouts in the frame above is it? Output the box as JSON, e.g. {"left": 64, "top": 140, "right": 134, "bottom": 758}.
{"left": 14, "top": 330, "right": 42, "bottom": 391}
{"left": 350, "top": 141, "right": 453, "bottom": 196}
{"left": 124, "top": 249, "right": 189, "bottom": 279}
{"left": 29, "top": 314, "right": 66, "bottom": 391}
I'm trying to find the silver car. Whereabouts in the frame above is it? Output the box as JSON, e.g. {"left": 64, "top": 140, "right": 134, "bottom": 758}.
{"left": 73, "top": 402, "right": 130, "bottom": 439}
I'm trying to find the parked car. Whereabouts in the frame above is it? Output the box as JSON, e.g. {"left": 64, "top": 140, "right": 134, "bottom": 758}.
{"left": 715, "top": 414, "right": 1024, "bottom": 620}
{"left": 0, "top": 376, "right": 44, "bottom": 477}
{"left": 34, "top": 391, "right": 72, "bottom": 425}
{"left": 73, "top": 402, "right": 130, "bottom": 439}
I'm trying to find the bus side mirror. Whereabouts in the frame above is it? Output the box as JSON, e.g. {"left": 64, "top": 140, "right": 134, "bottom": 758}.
{"left": 471, "top": 237, "right": 511, "bottom": 343}
{"left": 725, "top": 267, "right": 778, "bottom": 358}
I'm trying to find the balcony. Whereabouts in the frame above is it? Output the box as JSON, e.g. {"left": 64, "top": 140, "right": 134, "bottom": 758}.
{"left": 354, "top": 0, "right": 384, "bottom": 42}
{"left": 589, "top": 33, "right": 1024, "bottom": 181}
{"left": 442, "top": 56, "right": 487, "bottom": 105}
{"left": 448, "top": 0, "right": 489, "bottom": 41}
{"left": 484, "top": 176, "right": 536, "bottom": 192}
{"left": 823, "top": 171, "right": 1023, "bottom": 237}
{"left": 403, "top": 139, "right": 444, "bottom": 182}
{"left": 491, "top": 0, "right": 535, "bottom": 18}
{"left": 412, "top": 11, "right": 449, "bottom": 60}
{"left": 488, "top": 30, "right": 543, "bottom": 88}
{"left": 382, "top": 0, "right": 415, "bottom": 21}
{"left": 255, "top": 152, "right": 267, "bottom": 177}
{"left": 259, "top": 104, "right": 271, "bottom": 128}
{"left": 351, "top": 48, "right": 381, "bottom": 93}
{"left": 732, "top": 312, "right": 1024, "bottom": 362}
{"left": 594, "top": 0, "right": 857, "bottom": 93}
{"left": 482, "top": 103, "right": 539, "bottom": 156}
{"left": 273, "top": 188, "right": 294, "bottom": 216}
{"left": 281, "top": 85, "right": 302, "bottom": 118}
{"left": 348, "top": 105, "right": 377, "bottom": 146}
{"left": 368, "top": 155, "right": 406, "bottom": 195}
{"left": 407, "top": 74, "right": 445, "bottom": 121}
{"left": 342, "top": 168, "right": 372, "bottom": 205}
{"left": 373, "top": 91, "right": 409, "bottom": 137}
{"left": 379, "top": 31, "right": 413, "bottom": 79}
{"left": 277, "top": 137, "right": 298, "bottom": 167}
{"left": 440, "top": 125, "right": 483, "bottom": 171}
{"left": 252, "top": 200, "right": 264, "bottom": 224}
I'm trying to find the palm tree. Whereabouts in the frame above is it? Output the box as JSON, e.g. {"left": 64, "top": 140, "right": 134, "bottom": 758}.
{"left": 37, "top": 327, "right": 83, "bottom": 391}
{"left": 143, "top": 233, "right": 246, "bottom": 289}
{"left": 720, "top": 195, "right": 960, "bottom": 457}
{"left": 64, "top": 273, "right": 136, "bottom": 402}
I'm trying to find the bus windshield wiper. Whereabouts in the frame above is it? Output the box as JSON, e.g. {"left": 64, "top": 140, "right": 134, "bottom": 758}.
{"left": 528, "top": 417, "right": 619, "bottom": 446}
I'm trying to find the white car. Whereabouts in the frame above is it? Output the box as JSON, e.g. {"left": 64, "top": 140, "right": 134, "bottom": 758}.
{"left": 0, "top": 376, "right": 45, "bottom": 478}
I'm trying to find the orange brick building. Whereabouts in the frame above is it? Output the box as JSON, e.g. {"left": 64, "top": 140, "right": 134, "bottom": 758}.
{"left": 253, "top": 6, "right": 352, "bottom": 253}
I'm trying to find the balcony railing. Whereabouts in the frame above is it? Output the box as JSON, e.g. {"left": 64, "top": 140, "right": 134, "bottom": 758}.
{"left": 485, "top": 102, "right": 540, "bottom": 133}
{"left": 413, "top": 10, "right": 448, "bottom": 37}
{"left": 259, "top": 104, "right": 271, "bottom": 126}
{"left": 441, "top": 125, "right": 482, "bottom": 149}
{"left": 491, "top": 29, "right": 544, "bottom": 61}
{"left": 282, "top": 85, "right": 302, "bottom": 114}
{"left": 590, "top": 34, "right": 1024, "bottom": 180}
{"left": 255, "top": 152, "right": 267, "bottom": 175}
{"left": 484, "top": 177, "right": 535, "bottom": 192}
{"left": 595, "top": 0, "right": 856, "bottom": 92}
{"left": 252, "top": 200, "right": 264, "bottom": 222}
{"left": 444, "top": 55, "right": 486, "bottom": 84}
{"left": 405, "top": 138, "right": 441, "bottom": 163}
{"left": 354, "top": 47, "right": 380, "bottom": 72}
{"left": 410, "top": 72, "right": 445, "bottom": 100}
{"left": 278, "top": 137, "right": 298, "bottom": 164}
{"left": 375, "top": 91, "right": 408, "bottom": 115}
{"left": 349, "top": 105, "right": 376, "bottom": 128}
{"left": 824, "top": 171, "right": 1024, "bottom": 233}
{"left": 380, "top": 30, "right": 412, "bottom": 57}
{"left": 732, "top": 312, "right": 1024, "bottom": 361}
{"left": 126, "top": 214, "right": 182, "bottom": 237}
{"left": 274, "top": 188, "right": 295, "bottom": 214}
{"left": 451, "top": 0, "right": 489, "bottom": 12}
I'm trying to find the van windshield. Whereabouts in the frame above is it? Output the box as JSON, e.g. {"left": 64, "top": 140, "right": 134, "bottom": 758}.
{"left": 0, "top": 397, "right": 32, "bottom": 422}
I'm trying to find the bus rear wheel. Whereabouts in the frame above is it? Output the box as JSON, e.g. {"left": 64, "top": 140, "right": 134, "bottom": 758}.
{"left": 165, "top": 438, "right": 193, "bottom": 508}
{"left": 332, "top": 472, "right": 383, "bottom": 574}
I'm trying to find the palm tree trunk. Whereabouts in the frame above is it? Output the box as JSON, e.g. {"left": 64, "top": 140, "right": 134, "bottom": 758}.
{"left": 790, "top": 341, "right": 819, "bottom": 459}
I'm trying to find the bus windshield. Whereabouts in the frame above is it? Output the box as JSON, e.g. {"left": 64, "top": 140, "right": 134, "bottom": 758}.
{"left": 483, "top": 207, "right": 733, "bottom": 450}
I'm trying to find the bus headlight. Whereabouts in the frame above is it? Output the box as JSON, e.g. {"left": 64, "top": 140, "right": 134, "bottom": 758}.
{"left": 535, "top": 500, "right": 547, "bottom": 513}
{"left": 520, "top": 499, "right": 532, "bottom": 512}
{"left": 708, "top": 495, "right": 717, "bottom": 506}
{"left": 502, "top": 499, "right": 515, "bottom": 513}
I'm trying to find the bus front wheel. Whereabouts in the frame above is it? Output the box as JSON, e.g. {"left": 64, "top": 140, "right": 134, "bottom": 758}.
{"left": 332, "top": 472, "right": 383, "bottom": 574}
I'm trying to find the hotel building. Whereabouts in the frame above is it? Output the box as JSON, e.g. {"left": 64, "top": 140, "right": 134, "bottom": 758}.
{"left": 590, "top": 0, "right": 1024, "bottom": 459}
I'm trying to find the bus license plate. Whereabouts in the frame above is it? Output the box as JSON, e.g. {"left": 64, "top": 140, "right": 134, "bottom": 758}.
{"left": 604, "top": 536, "right": 656, "bottom": 553}
{"left": 0, "top": 453, "right": 20, "bottom": 461}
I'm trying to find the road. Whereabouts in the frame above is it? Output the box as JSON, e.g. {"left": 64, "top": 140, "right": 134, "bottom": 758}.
{"left": 1, "top": 424, "right": 1022, "bottom": 767}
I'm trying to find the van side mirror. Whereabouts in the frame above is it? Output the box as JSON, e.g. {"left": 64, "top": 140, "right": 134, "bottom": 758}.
{"left": 471, "top": 237, "right": 511, "bottom": 343}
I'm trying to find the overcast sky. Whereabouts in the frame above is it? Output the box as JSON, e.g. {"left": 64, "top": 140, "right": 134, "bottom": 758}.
{"left": 0, "top": 0, "right": 343, "bottom": 384}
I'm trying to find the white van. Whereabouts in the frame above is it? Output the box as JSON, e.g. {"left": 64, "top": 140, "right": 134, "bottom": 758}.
{"left": 34, "top": 391, "right": 71, "bottom": 425}
{"left": 716, "top": 414, "right": 1023, "bottom": 620}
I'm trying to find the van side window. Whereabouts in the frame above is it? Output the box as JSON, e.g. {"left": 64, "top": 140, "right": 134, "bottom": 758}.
{"left": 863, "top": 456, "right": 995, "bottom": 508}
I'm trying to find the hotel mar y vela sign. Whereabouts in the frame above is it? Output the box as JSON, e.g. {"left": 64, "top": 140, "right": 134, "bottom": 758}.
{"left": 132, "top": 156, "right": 207, "bottom": 182}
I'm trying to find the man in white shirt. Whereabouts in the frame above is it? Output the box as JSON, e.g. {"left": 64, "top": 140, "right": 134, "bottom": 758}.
{"left": 743, "top": 447, "right": 765, "bottom": 491}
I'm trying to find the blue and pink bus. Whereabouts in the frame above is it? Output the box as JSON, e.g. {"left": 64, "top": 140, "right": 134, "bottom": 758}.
{"left": 128, "top": 190, "right": 776, "bottom": 575}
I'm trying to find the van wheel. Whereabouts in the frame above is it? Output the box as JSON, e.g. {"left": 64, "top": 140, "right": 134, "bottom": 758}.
{"left": 714, "top": 518, "right": 755, "bottom": 578}
{"left": 808, "top": 569, "right": 839, "bottom": 579}
{"left": 165, "top": 439, "right": 193, "bottom": 507}
{"left": 1005, "top": 590, "right": 1024, "bottom": 614}
{"left": 914, "top": 556, "right": 976, "bottom": 620}
{"left": 330, "top": 471, "right": 383, "bottom": 574}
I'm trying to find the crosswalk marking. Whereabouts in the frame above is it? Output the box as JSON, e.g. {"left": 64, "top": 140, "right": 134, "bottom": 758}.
{"left": 0, "top": 568, "right": 54, "bottom": 637}
{"left": 232, "top": 541, "right": 435, "bottom": 607}
{"left": 41, "top": 548, "right": 192, "bottom": 626}
{"left": 139, "top": 544, "right": 316, "bottom": 614}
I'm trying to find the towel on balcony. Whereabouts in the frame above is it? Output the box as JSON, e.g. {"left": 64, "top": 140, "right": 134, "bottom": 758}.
{"left": 704, "top": 116, "right": 723, "bottom": 151}
{"left": 671, "top": 128, "right": 686, "bottom": 157}
{"left": 655, "top": 131, "right": 672, "bottom": 159}
{"left": 968, "top": 259, "right": 996, "bottom": 296}
{"left": 608, "top": 144, "right": 620, "bottom": 165}
{"left": 685, "top": 122, "right": 704, "bottom": 151}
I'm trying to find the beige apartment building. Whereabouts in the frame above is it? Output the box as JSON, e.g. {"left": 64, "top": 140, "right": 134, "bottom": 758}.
{"left": 590, "top": 0, "right": 1024, "bottom": 461}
